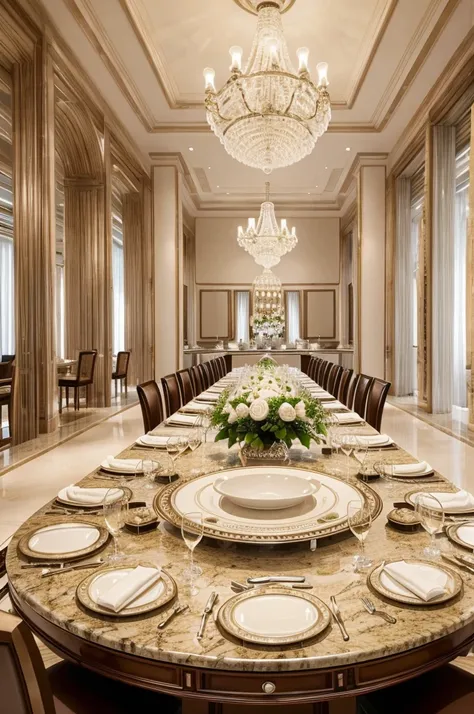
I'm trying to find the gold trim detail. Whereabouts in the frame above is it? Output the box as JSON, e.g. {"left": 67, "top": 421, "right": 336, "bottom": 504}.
{"left": 18, "top": 520, "right": 110, "bottom": 561}
{"left": 368, "top": 558, "right": 462, "bottom": 606}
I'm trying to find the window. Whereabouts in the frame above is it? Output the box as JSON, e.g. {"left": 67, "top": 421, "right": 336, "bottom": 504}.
{"left": 453, "top": 146, "right": 470, "bottom": 408}
{"left": 286, "top": 291, "right": 300, "bottom": 343}
{"left": 0, "top": 174, "right": 14, "bottom": 356}
{"left": 235, "top": 291, "right": 250, "bottom": 343}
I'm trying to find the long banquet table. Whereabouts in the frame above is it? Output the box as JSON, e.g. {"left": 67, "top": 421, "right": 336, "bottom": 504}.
{"left": 6, "top": 372, "right": 474, "bottom": 713}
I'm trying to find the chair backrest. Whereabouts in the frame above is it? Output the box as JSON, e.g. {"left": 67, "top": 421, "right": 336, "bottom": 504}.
{"left": 161, "top": 373, "right": 182, "bottom": 416}
{"left": 337, "top": 368, "right": 353, "bottom": 404}
{"left": 345, "top": 373, "right": 359, "bottom": 409}
{"left": 196, "top": 363, "right": 210, "bottom": 390}
{"left": 115, "top": 351, "right": 130, "bottom": 377}
{"left": 327, "top": 364, "right": 343, "bottom": 396}
{"left": 176, "top": 369, "right": 194, "bottom": 403}
{"left": 319, "top": 361, "right": 332, "bottom": 390}
{"left": 0, "top": 360, "right": 13, "bottom": 380}
{"left": 207, "top": 360, "right": 219, "bottom": 384}
{"left": 0, "top": 611, "right": 55, "bottom": 714}
{"left": 77, "top": 351, "right": 97, "bottom": 382}
{"left": 308, "top": 358, "right": 318, "bottom": 381}
{"left": 353, "top": 374, "right": 374, "bottom": 418}
{"left": 313, "top": 358, "right": 324, "bottom": 384}
{"left": 216, "top": 356, "right": 226, "bottom": 379}
{"left": 1, "top": 354, "right": 15, "bottom": 363}
{"left": 137, "top": 380, "right": 164, "bottom": 433}
{"left": 366, "top": 378, "right": 391, "bottom": 432}
{"left": 200, "top": 362, "right": 213, "bottom": 389}
{"left": 190, "top": 365, "right": 204, "bottom": 395}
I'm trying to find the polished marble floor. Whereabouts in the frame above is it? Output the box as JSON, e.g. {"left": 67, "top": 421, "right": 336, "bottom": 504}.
{"left": 389, "top": 396, "right": 473, "bottom": 448}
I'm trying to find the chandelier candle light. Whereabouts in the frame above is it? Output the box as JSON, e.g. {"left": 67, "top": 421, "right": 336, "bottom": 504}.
{"left": 203, "top": 0, "right": 330, "bottom": 173}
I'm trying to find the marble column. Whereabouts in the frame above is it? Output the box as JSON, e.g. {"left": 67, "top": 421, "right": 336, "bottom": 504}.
{"left": 152, "top": 164, "right": 184, "bottom": 378}
{"left": 357, "top": 164, "right": 387, "bottom": 378}
{"left": 123, "top": 191, "right": 144, "bottom": 386}
{"left": 12, "top": 40, "right": 58, "bottom": 442}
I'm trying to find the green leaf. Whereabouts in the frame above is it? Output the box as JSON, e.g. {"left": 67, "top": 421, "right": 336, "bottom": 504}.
{"left": 245, "top": 432, "right": 256, "bottom": 445}
{"left": 215, "top": 428, "right": 229, "bottom": 442}
{"left": 251, "top": 436, "right": 264, "bottom": 450}
{"left": 228, "top": 431, "right": 237, "bottom": 448}
{"left": 275, "top": 428, "right": 286, "bottom": 439}
{"left": 299, "top": 432, "right": 311, "bottom": 449}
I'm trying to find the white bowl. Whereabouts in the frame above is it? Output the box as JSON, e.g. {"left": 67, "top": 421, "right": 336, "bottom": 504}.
{"left": 213, "top": 468, "right": 320, "bottom": 510}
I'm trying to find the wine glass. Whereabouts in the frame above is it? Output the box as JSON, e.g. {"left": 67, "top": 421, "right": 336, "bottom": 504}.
{"left": 103, "top": 489, "right": 127, "bottom": 562}
{"left": 181, "top": 511, "right": 204, "bottom": 595}
{"left": 414, "top": 493, "right": 445, "bottom": 558}
{"left": 166, "top": 437, "right": 185, "bottom": 479}
{"left": 334, "top": 434, "right": 357, "bottom": 479}
{"left": 374, "top": 460, "right": 396, "bottom": 497}
{"left": 352, "top": 437, "right": 369, "bottom": 477}
{"left": 347, "top": 499, "right": 373, "bottom": 572}
{"left": 188, "top": 427, "right": 204, "bottom": 475}
{"left": 139, "top": 458, "right": 161, "bottom": 490}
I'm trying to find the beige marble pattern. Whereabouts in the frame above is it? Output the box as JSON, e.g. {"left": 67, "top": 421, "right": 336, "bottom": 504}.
{"left": 6, "top": 388, "right": 474, "bottom": 674}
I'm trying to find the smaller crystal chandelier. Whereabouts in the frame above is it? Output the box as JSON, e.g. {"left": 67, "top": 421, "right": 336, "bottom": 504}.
{"left": 237, "top": 182, "right": 297, "bottom": 269}
{"left": 251, "top": 269, "right": 285, "bottom": 338}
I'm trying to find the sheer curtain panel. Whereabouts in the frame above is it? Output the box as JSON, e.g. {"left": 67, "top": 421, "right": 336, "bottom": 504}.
{"left": 235, "top": 291, "right": 250, "bottom": 343}
{"left": 394, "top": 178, "right": 414, "bottom": 396}
{"left": 286, "top": 291, "right": 300, "bottom": 343}
{"left": 112, "top": 240, "right": 125, "bottom": 355}
{"left": 452, "top": 147, "right": 469, "bottom": 408}
{"left": 0, "top": 235, "right": 14, "bottom": 355}
{"left": 432, "top": 125, "right": 456, "bottom": 413}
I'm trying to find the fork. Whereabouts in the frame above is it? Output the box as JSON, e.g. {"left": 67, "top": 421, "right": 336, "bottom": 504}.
{"left": 361, "top": 596, "right": 396, "bottom": 624}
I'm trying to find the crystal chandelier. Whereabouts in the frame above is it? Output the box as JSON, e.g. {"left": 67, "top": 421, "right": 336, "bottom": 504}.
{"left": 203, "top": 0, "right": 330, "bottom": 173}
{"left": 251, "top": 269, "right": 285, "bottom": 337}
{"left": 237, "top": 182, "right": 297, "bottom": 269}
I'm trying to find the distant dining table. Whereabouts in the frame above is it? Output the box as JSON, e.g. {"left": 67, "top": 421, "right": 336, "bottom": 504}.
{"left": 56, "top": 358, "right": 77, "bottom": 375}
{"left": 6, "top": 370, "right": 474, "bottom": 713}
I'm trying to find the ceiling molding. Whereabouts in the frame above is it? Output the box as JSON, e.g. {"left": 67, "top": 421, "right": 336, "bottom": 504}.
{"left": 339, "top": 152, "right": 389, "bottom": 196}
{"left": 149, "top": 121, "right": 379, "bottom": 134}
{"left": 232, "top": 0, "right": 296, "bottom": 15}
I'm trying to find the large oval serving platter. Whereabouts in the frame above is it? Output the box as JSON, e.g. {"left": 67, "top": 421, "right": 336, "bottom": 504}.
{"left": 154, "top": 466, "right": 381, "bottom": 545}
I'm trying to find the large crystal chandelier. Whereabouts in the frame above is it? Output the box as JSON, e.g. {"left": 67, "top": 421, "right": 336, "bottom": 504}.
{"left": 237, "top": 182, "right": 297, "bottom": 269}
{"left": 203, "top": 0, "right": 331, "bottom": 173}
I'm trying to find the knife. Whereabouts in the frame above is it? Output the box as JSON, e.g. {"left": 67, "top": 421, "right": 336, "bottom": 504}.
{"left": 197, "top": 591, "right": 218, "bottom": 640}
{"left": 41, "top": 561, "right": 103, "bottom": 578}
{"left": 441, "top": 553, "right": 474, "bottom": 575}
{"left": 330, "top": 596, "right": 349, "bottom": 642}
{"left": 157, "top": 604, "right": 189, "bottom": 630}
{"left": 247, "top": 575, "right": 305, "bottom": 585}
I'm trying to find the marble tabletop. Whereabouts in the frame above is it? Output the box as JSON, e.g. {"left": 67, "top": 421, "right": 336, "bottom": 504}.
{"left": 6, "top": 380, "right": 474, "bottom": 674}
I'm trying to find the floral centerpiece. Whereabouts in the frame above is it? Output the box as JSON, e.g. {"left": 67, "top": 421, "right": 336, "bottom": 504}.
{"left": 251, "top": 313, "right": 285, "bottom": 339}
{"left": 211, "top": 358, "right": 326, "bottom": 460}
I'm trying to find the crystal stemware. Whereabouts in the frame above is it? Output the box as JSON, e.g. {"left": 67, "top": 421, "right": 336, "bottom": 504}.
{"left": 347, "top": 499, "right": 373, "bottom": 572}
{"left": 374, "top": 460, "right": 396, "bottom": 496}
{"left": 188, "top": 427, "right": 204, "bottom": 475}
{"left": 103, "top": 489, "right": 127, "bottom": 562}
{"left": 181, "top": 511, "right": 204, "bottom": 595}
{"left": 139, "top": 458, "right": 161, "bottom": 490}
{"left": 414, "top": 493, "right": 445, "bottom": 559}
{"left": 166, "top": 437, "right": 187, "bottom": 479}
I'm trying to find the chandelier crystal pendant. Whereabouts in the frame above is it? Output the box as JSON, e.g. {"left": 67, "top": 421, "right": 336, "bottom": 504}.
{"left": 251, "top": 269, "right": 285, "bottom": 338}
{"left": 203, "top": 0, "right": 330, "bottom": 173}
{"left": 237, "top": 182, "right": 297, "bottom": 269}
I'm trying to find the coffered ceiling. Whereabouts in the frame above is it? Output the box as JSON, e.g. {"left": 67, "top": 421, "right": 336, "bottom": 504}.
{"left": 37, "top": 0, "right": 473, "bottom": 212}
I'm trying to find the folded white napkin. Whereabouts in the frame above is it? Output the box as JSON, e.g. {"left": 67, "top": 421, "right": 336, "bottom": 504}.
{"left": 136, "top": 434, "right": 169, "bottom": 448}
{"left": 392, "top": 462, "right": 429, "bottom": 475}
{"left": 167, "top": 414, "right": 199, "bottom": 426}
{"left": 322, "top": 401, "right": 345, "bottom": 410}
{"left": 310, "top": 391, "right": 334, "bottom": 400}
{"left": 334, "top": 412, "right": 361, "bottom": 424}
{"left": 196, "top": 393, "right": 219, "bottom": 402}
{"left": 419, "top": 490, "right": 474, "bottom": 512}
{"left": 383, "top": 561, "right": 448, "bottom": 602}
{"left": 355, "top": 434, "right": 392, "bottom": 447}
{"left": 180, "top": 401, "right": 210, "bottom": 413}
{"left": 103, "top": 456, "right": 142, "bottom": 473}
{"left": 96, "top": 565, "right": 161, "bottom": 612}
{"left": 65, "top": 486, "right": 122, "bottom": 505}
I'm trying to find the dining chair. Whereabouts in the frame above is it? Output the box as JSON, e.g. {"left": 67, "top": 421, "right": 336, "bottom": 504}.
{"left": 0, "top": 365, "right": 14, "bottom": 443}
{"left": 111, "top": 351, "right": 130, "bottom": 398}
{"left": 314, "top": 358, "right": 325, "bottom": 384}
{"left": 337, "top": 368, "right": 353, "bottom": 404}
{"left": 357, "top": 663, "right": 474, "bottom": 714}
{"left": 200, "top": 362, "right": 214, "bottom": 388}
{"left": 216, "top": 356, "right": 227, "bottom": 378}
{"left": 319, "top": 360, "right": 333, "bottom": 390}
{"left": 365, "top": 377, "right": 391, "bottom": 432}
{"left": 207, "top": 360, "right": 220, "bottom": 383}
{"left": 196, "top": 363, "right": 211, "bottom": 390}
{"left": 1, "top": 354, "right": 14, "bottom": 364}
{"left": 345, "top": 373, "right": 360, "bottom": 409}
{"left": 58, "top": 351, "right": 97, "bottom": 412}
{"left": 137, "top": 380, "right": 164, "bottom": 433}
{"left": 176, "top": 368, "right": 195, "bottom": 403}
{"left": 161, "top": 373, "right": 182, "bottom": 416}
{"left": 190, "top": 365, "right": 204, "bottom": 395}
{"left": 353, "top": 373, "right": 374, "bottom": 419}
{"left": 326, "top": 364, "right": 343, "bottom": 396}
{"left": 0, "top": 611, "right": 181, "bottom": 714}
{"left": 308, "top": 357, "right": 318, "bottom": 380}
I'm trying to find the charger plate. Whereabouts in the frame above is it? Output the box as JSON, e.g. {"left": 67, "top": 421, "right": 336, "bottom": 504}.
{"left": 217, "top": 586, "right": 331, "bottom": 645}
{"left": 405, "top": 489, "right": 474, "bottom": 515}
{"left": 446, "top": 522, "right": 474, "bottom": 551}
{"left": 368, "top": 558, "right": 462, "bottom": 606}
{"left": 77, "top": 562, "right": 176, "bottom": 617}
{"left": 56, "top": 486, "right": 132, "bottom": 509}
{"left": 154, "top": 466, "right": 382, "bottom": 545}
{"left": 19, "top": 521, "right": 109, "bottom": 561}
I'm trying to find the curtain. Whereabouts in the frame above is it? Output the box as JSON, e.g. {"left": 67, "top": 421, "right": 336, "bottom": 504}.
{"left": 235, "top": 291, "right": 250, "bottom": 343}
{"left": 286, "top": 291, "right": 300, "bottom": 343}
{"left": 452, "top": 184, "right": 468, "bottom": 407}
{"left": 112, "top": 240, "right": 125, "bottom": 354}
{"left": 340, "top": 233, "right": 352, "bottom": 346}
{"left": 432, "top": 125, "right": 456, "bottom": 413}
{"left": 56, "top": 263, "right": 65, "bottom": 359}
{"left": 0, "top": 235, "right": 14, "bottom": 356}
{"left": 394, "top": 177, "right": 414, "bottom": 396}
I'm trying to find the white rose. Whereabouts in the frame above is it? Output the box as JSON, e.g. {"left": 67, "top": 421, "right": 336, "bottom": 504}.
{"left": 228, "top": 409, "right": 238, "bottom": 424}
{"left": 249, "top": 398, "right": 270, "bottom": 422}
{"left": 278, "top": 402, "right": 296, "bottom": 422}
{"left": 235, "top": 403, "right": 249, "bottom": 418}
{"left": 223, "top": 403, "right": 232, "bottom": 414}
{"left": 295, "top": 400, "right": 306, "bottom": 419}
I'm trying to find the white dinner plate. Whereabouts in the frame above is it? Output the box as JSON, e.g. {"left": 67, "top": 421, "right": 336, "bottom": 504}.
{"left": 214, "top": 470, "right": 319, "bottom": 510}
{"left": 382, "top": 463, "right": 434, "bottom": 479}
{"left": 446, "top": 522, "right": 474, "bottom": 550}
{"left": 18, "top": 521, "right": 109, "bottom": 560}
{"left": 57, "top": 486, "right": 125, "bottom": 508}
{"left": 90, "top": 568, "right": 164, "bottom": 609}
{"left": 100, "top": 459, "right": 144, "bottom": 474}
{"left": 405, "top": 490, "right": 474, "bottom": 515}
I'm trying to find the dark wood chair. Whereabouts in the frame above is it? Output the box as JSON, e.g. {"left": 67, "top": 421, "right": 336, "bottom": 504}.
{"left": 0, "top": 610, "right": 180, "bottom": 714}
{"left": 207, "top": 360, "right": 220, "bottom": 383}
{"left": 216, "top": 356, "right": 227, "bottom": 379}
{"left": 353, "top": 373, "right": 374, "bottom": 419}
{"left": 345, "top": 373, "right": 360, "bottom": 409}
{"left": 0, "top": 365, "right": 14, "bottom": 443}
{"left": 199, "top": 362, "right": 213, "bottom": 389}
{"left": 176, "top": 368, "right": 194, "bottom": 403}
{"left": 112, "top": 351, "right": 130, "bottom": 398}
{"left": 308, "top": 357, "right": 319, "bottom": 381}
{"left": 366, "top": 377, "right": 391, "bottom": 432}
{"left": 137, "top": 380, "right": 164, "bottom": 433}
{"left": 327, "top": 364, "right": 343, "bottom": 396}
{"left": 314, "top": 358, "right": 325, "bottom": 384}
{"left": 1, "top": 354, "right": 14, "bottom": 364}
{"left": 337, "top": 368, "right": 353, "bottom": 404}
{"left": 357, "top": 663, "right": 474, "bottom": 714}
{"left": 319, "top": 360, "right": 333, "bottom": 390}
{"left": 190, "top": 365, "right": 204, "bottom": 395}
{"left": 58, "top": 351, "right": 97, "bottom": 412}
{"left": 161, "top": 373, "right": 182, "bottom": 417}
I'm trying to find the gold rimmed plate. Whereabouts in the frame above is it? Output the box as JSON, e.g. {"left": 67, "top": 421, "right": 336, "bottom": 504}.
{"left": 368, "top": 558, "right": 462, "bottom": 606}
{"left": 405, "top": 489, "right": 474, "bottom": 515}
{"left": 446, "top": 522, "right": 474, "bottom": 552}
{"left": 217, "top": 586, "right": 331, "bottom": 646}
{"left": 76, "top": 561, "right": 177, "bottom": 617}
{"left": 56, "top": 486, "right": 132, "bottom": 510}
{"left": 18, "top": 521, "right": 110, "bottom": 561}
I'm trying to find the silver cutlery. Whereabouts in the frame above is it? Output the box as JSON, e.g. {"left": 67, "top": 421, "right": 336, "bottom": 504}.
{"left": 360, "top": 596, "right": 397, "bottom": 624}
{"left": 231, "top": 580, "right": 313, "bottom": 593}
{"left": 41, "top": 559, "right": 104, "bottom": 578}
{"left": 247, "top": 575, "right": 305, "bottom": 585}
{"left": 441, "top": 553, "right": 474, "bottom": 574}
{"left": 329, "top": 595, "right": 349, "bottom": 642}
{"left": 157, "top": 603, "right": 189, "bottom": 630}
{"left": 197, "top": 591, "right": 218, "bottom": 640}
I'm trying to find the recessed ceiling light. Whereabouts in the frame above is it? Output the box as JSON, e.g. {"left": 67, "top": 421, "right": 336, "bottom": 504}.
{"left": 188, "top": 147, "right": 194, "bottom": 151}
{"left": 208, "top": 166, "right": 211, "bottom": 169}
{"left": 217, "top": 185, "right": 220, "bottom": 188}
{"left": 307, "top": 192, "right": 310, "bottom": 195}
{"left": 346, "top": 147, "right": 351, "bottom": 152}
{"left": 315, "top": 185, "right": 319, "bottom": 188}
{"left": 226, "top": 192, "right": 230, "bottom": 195}
{"left": 325, "top": 166, "right": 328, "bottom": 169}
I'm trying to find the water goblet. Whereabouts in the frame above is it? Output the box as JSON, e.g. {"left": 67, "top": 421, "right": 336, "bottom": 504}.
{"left": 166, "top": 437, "right": 185, "bottom": 479}
{"left": 414, "top": 493, "right": 445, "bottom": 559}
{"left": 188, "top": 427, "right": 204, "bottom": 475}
{"left": 373, "top": 460, "right": 396, "bottom": 497}
{"left": 347, "top": 499, "right": 373, "bottom": 572}
{"left": 103, "top": 488, "right": 128, "bottom": 562}
{"left": 181, "top": 511, "right": 204, "bottom": 595}
{"left": 139, "top": 458, "right": 161, "bottom": 490}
